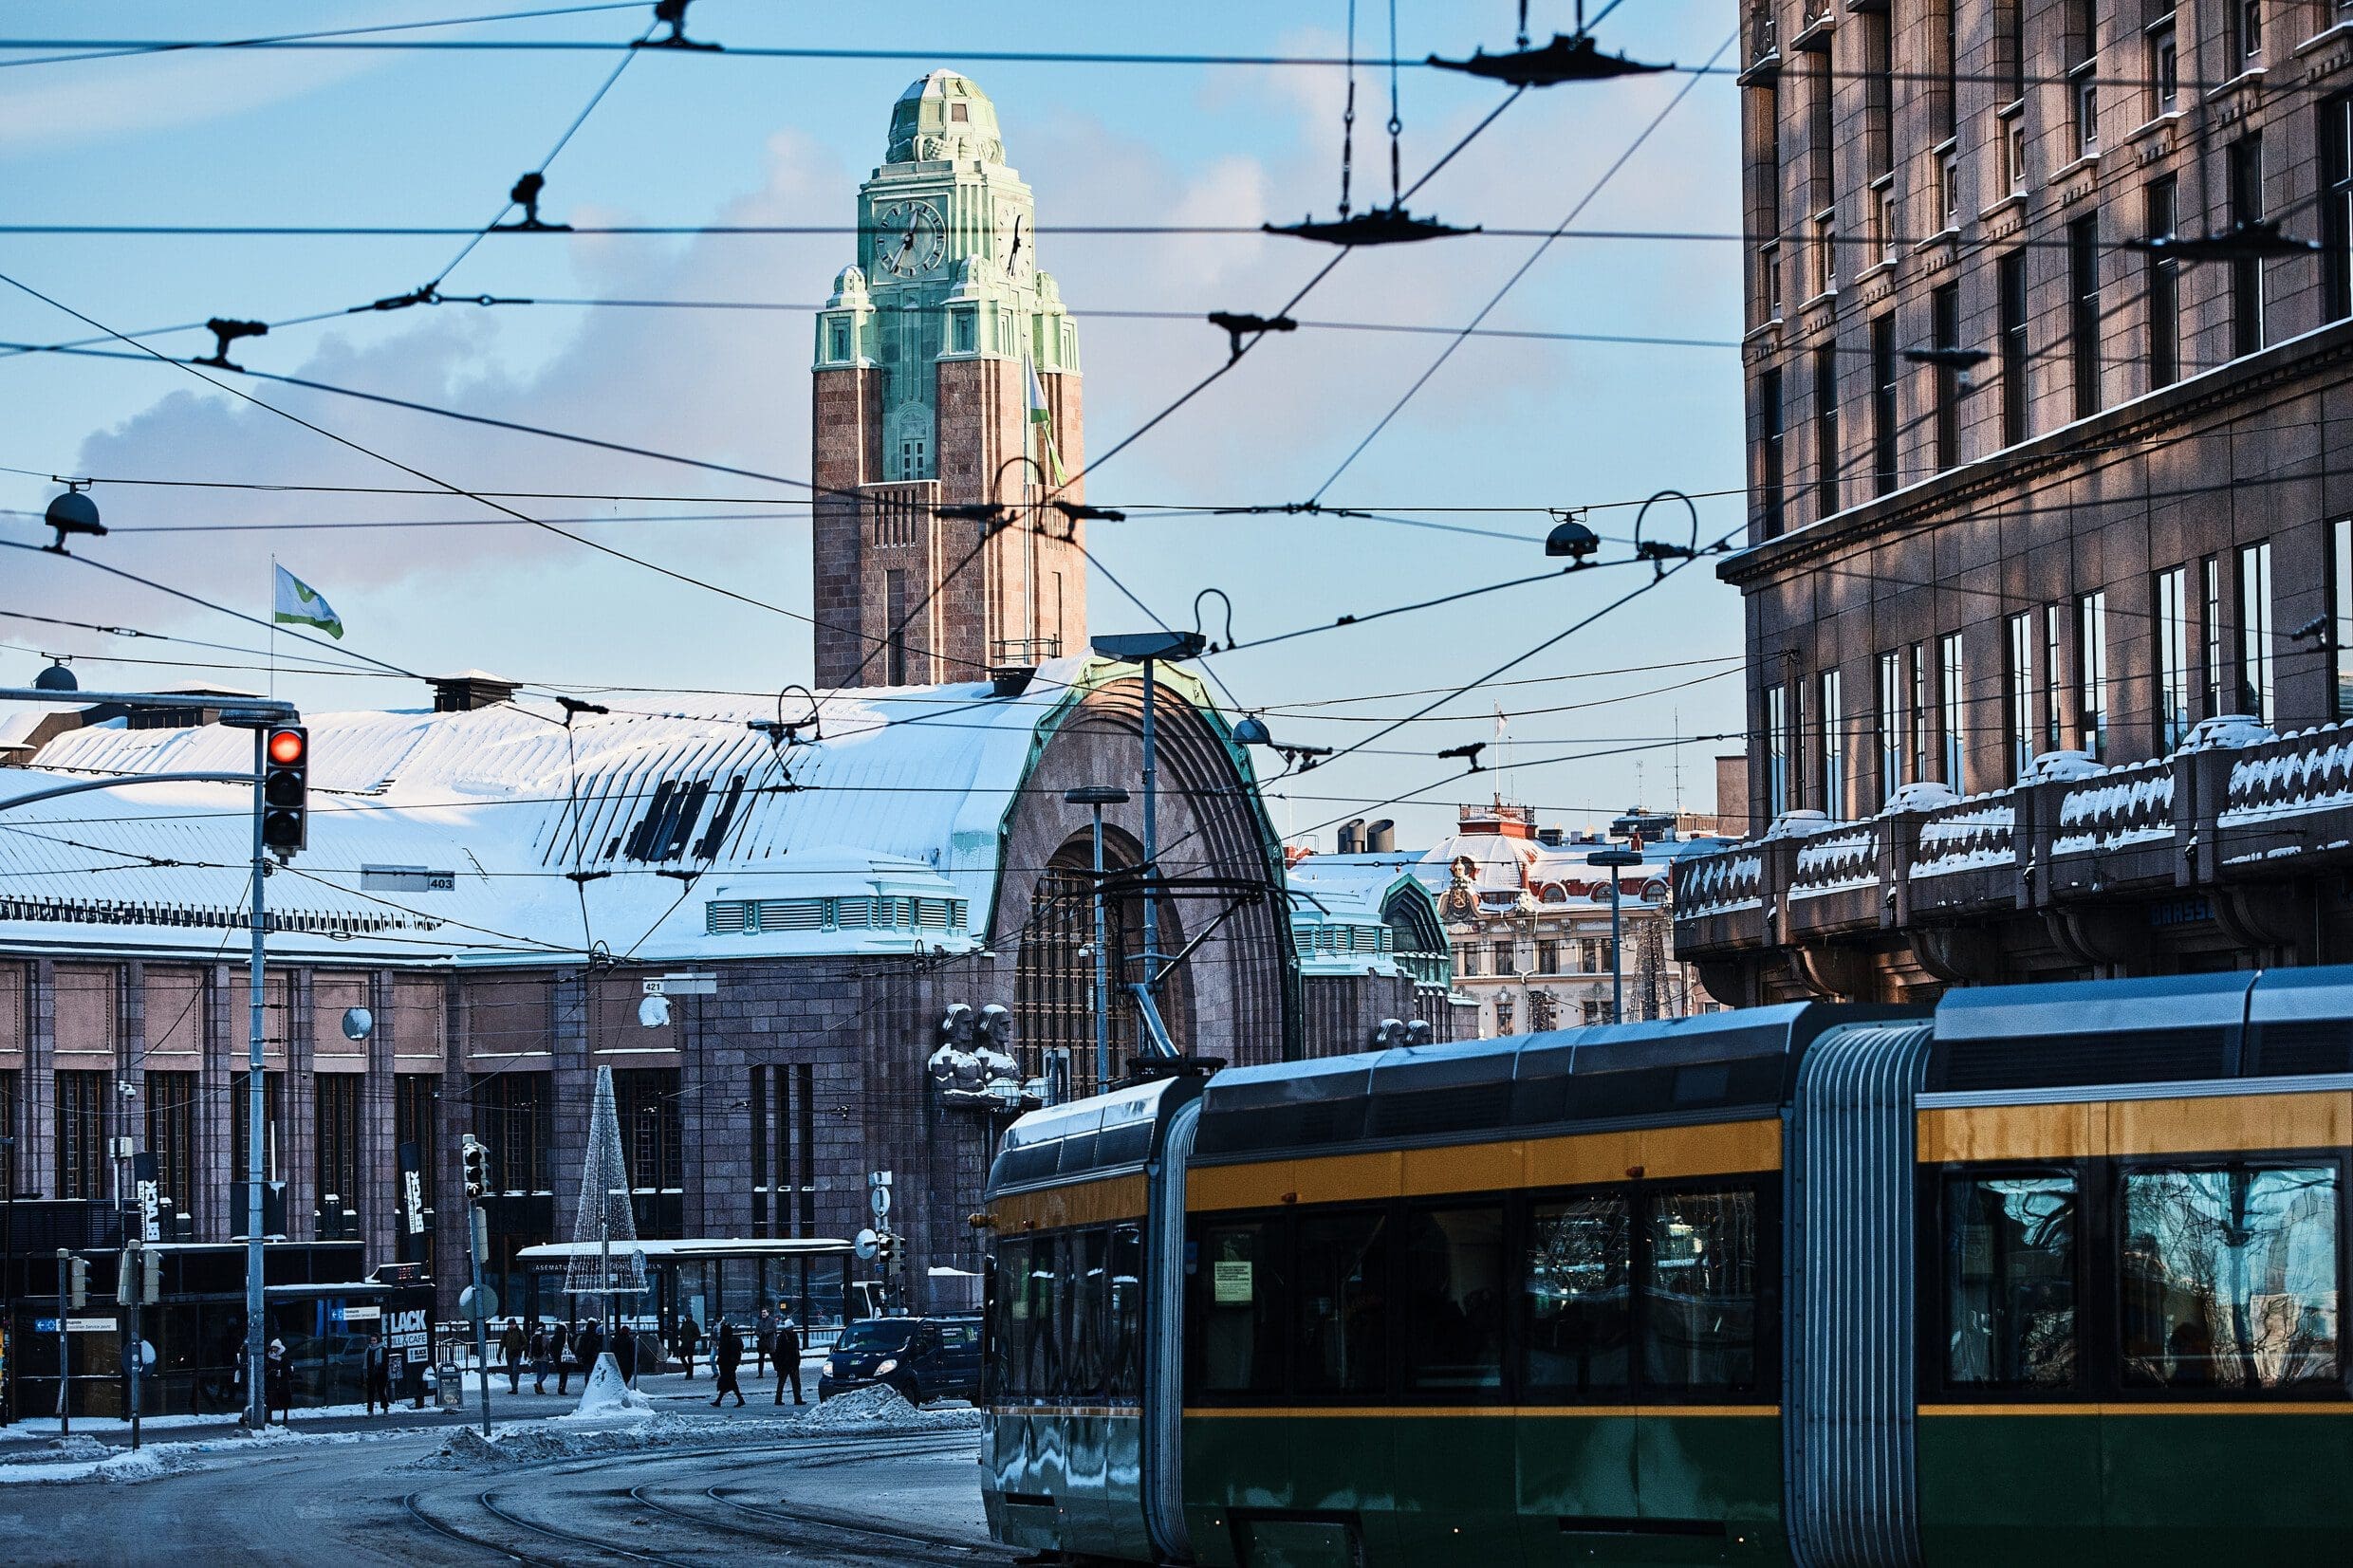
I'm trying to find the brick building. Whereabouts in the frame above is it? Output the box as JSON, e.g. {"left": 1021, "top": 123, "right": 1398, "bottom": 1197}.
{"left": 1678, "top": 1, "right": 2353, "bottom": 1003}
{"left": 0, "top": 73, "right": 1317, "bottom": 1322}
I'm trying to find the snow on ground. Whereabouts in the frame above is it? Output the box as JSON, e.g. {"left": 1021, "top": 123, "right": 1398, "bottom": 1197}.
{"left": 408, "top": 1385, "right": 980, "bottom": 1471}
{"left": 0, "top": 1421, "right": 405, "bottom": 1485}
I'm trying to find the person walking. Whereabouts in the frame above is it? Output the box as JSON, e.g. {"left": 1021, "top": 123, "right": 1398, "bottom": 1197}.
{"left": 550, "top": 1320, "right": 573, "bottom": 1396}
{"left": 772, "top": 1316, "right": 804, "bottom": 1406}
{"left": 613, "top": 1321, "right": 639, "bottom": 1387}
{"left": 528, "top": 1320, "right": 549, "bottom": 1393}
{"left": 499, "top": 1319, "right": 527, "bottom": 1394}
{"left": 710, "top": 1319, "right": 745, "bottom": 1407}
{"left": 676, "top": 1313, "right": 700, "bottom": 1380}
{"left": 575, "top": 1319, "right": 604, "bottom": 1383}
{"left": 363, "top": 1329, "right": 392, "bottom": 1415}
{"left": 266, "top": 1337, "right": 292, "bottom": 1425}
{"left": 755, "top": 1305, "right": 775, "bottom": 1379}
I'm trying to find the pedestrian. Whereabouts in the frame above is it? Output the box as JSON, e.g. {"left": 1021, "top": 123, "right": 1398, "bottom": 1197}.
{"left": 499, "top": 1318, "right": 527, "bottom": 1394}
{"left": 363, "top": 1329, "right": 391, "bottom": 1415}
{"left": 773, "top": 1315, "right": 804, "bottom": 1406}
{"left": 266, "top": 1337, "right": 292, "bottom": 1425}
{"left": 575, "top": 1319, "right": 604, "bottom": 1382}
{"left": 710, "top": 1319, "right": 745, "bottom": 1407}
{"left": 613, "top": 1321, "right": 639, "bottom": 1387}
{"left": 755, "top": 1305, "right": 775, "bottom": 1378}
{"left": 676, "top": 1313, "right": 700, "bottom": 1380}
{"left": 551, "top": 1319, "right": 573, "bottom": 1396}
{"left": 528, "top": 1320, "right": 550, "bottom": 1393}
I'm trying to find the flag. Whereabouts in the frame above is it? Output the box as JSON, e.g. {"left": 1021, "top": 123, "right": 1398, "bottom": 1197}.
{"left": 273, "top": 564, "right": 344, "bottom": 639}
{"left": 1025, "top": 356, "right": 1068, "bottom": 486}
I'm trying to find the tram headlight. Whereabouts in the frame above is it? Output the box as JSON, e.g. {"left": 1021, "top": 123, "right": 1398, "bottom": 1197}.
{"left": 874, "top": 1358, "right": 899, "bottom": 1375}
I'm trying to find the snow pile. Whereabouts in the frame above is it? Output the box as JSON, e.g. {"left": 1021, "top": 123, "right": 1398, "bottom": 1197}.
{"left": 802, "top": 1385, "right": 982, "bottom": 1431}
{"left": 563, "top": 1354, "right": 654, "bottom": 1420}
{"left": 410, "top": 1392, "right": 980, "bottom": 1471}
{"left": 0, "top": 1435, "right": 208, "bottom": 1486}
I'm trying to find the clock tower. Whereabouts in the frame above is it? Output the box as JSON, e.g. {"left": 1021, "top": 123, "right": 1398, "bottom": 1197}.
{"left": 810, "top": 70, "right": 1086, "bottom": 689}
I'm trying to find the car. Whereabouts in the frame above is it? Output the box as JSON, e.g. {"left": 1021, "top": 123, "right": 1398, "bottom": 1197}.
{"left": 818, "top": 1315, "right": 981, "bottom": 1405}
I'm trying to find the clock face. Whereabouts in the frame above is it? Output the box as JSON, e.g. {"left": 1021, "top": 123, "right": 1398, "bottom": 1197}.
{"left": 999, "top": 208, "right": 1030, "bottom": 280}
{"left": 876, "top": 199, "right": 947, "bottom": 279}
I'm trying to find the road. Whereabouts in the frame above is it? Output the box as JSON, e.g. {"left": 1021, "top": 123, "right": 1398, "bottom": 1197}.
{"left": 0, "top": 1424, "right": 1009, "bottom": 1567}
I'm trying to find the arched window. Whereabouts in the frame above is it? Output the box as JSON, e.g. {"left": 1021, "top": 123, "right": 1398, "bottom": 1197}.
{"left": 1014, "top": 833, "right": 1192, "bottom": 1099}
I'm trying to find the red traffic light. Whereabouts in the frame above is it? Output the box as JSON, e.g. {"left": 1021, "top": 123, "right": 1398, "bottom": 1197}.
{"left": 267, "top": 728, "right": 306, "bottom": 766}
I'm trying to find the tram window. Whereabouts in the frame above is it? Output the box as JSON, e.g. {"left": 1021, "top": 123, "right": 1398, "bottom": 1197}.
{"left": 1944, "top": 1172, "right": 2077, "bottom": 1389}
{"left": 1401, "top": 1205, "right": 1506, "bottom": 1393}
{"left": 1297, "top": 1209, "right": 1391, "bottom": 1395}
{"left": 1196, "top": 1220, "right": 1287, "bottom": 1394}
{"left": 1523, "top": 1193, "right": 1633, "bottom": 1397}
{"left": 1641, "top": 1189, "right": 1761, "bottom": 1393}
{"left": 1105, "top": 1223, "right": 1144, "bottom": 1400}
{"left": 2121, "top": 1165, "right": 2341, "bottom": 1391}
{"left": 1065, "top": 1227, "right": 1107, "bottom": 1398}
{"left": 1022, "top": 1234, "right": 1062, "bottom": 1397}
{"left": 993, "top": 1239, "right": 1029, "bottom": 1398}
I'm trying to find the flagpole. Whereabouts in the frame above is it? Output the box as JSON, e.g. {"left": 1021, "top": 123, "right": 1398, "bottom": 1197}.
{"left": 268, "top": 555, "right": 278, "bottom": 701}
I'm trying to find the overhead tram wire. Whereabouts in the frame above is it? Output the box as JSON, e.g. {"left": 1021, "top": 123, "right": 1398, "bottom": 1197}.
{"left": 1311, "top": 26, "right": 1736, "bottom": 503}
{"left": 0, "top": 4, "right": 645, "bottom": 69}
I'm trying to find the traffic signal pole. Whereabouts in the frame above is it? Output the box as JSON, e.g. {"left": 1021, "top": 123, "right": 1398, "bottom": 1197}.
{"left": 244, "top": 724, "right": 269, "bottom": 1430}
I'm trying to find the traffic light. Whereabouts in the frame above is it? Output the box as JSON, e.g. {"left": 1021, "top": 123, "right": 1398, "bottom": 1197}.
{"left": 260, "top": 725, "right": 309, "bottom": 856}
{"left": 68, "top": 1255, "right": 88, "bottom": 1308}
{"left": 461, "top": 1134, "right": 489, "bottom": 1203}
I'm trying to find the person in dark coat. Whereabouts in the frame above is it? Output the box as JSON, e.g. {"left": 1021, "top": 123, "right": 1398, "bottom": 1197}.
{"left": 710, "top": 1319, "right": 746, "bottom": 1407}
{"left": 772, "top": 1316, "right": 804, "bottom": 1405}
{"left": 499, "top": 1319, "right": 528, "bottom": 1393}
{"left": 363, "top": 1330, "right": 392, "bottom": 1414}
{"left": 613, "top": 1322, "right": 639, "bottom": 1386}
{"left": 676, "top": 1314, "right": 700, "bottom": 1380}
{"left": 755, "top": 1306, "right": 775, "bottom": 1377}
{"left": 266, "top": 1337, "right": 292, "bottom": 1424}
{"left": 528, "top": 1321, "right": 549, "bottom": 1393}
{"left": 550, "top": 1321, "right": 573, "bottom": 1396}
{"left": 575, "top": 1319, "right": 605, "bottom": 1384}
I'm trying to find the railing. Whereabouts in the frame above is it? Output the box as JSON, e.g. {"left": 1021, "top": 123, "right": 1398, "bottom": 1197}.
{"left": 1909, "top": 799, "right": 2016, "bottom": 880}
{"left": 1789, "top": 822, "right": 1878, "bottom": 897}
{"left": 2052, "top": 757, "right": 2175, "bottom": 857}
{"left": 2219, "top": 720, "right": 2353, "bottom": 825}
{"left": 1673, "top": 845, "right": 1765, "bottom": 918}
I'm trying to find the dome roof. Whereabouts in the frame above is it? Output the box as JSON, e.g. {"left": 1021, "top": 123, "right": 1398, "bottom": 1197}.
{"left": 886, "top": 69, "right": 1005, "bottom": 164}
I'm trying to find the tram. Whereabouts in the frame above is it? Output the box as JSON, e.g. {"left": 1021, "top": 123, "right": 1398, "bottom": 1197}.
{"left": 977, "top": 968, "right": 2353, "bottom": 1565}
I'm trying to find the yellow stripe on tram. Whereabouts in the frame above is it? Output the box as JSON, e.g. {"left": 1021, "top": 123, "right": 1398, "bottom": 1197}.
{"left": 989, "top": 1171, "right": 1149, "bottom": 1231}
{"left": 1917, "top": 1089, "right": 2353, "bottom": 1165}
{"left": 1918, "top": 1402, "right": 2353, "bottom": 1417}
{"left": 1183, "top": 1405, "right": 1781, "bottom": 1419}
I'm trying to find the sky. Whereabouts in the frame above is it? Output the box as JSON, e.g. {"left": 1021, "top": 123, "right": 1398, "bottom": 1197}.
{"left": 0, "top": 1, "right": 1750, "bottom": 850}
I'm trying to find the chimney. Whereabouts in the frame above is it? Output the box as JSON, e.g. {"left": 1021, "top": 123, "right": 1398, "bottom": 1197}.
{"left": 1337, "top": 818, "right": 1365, "bottom": 854}
{"left": 1536, "top": 825, "right": 1566, "bottom": 847}
{"left": 1366, "top": 819, "right": 1396, "bottom": 853}
{"left": 429, "top": 671, "right": 521, "bottom": 712}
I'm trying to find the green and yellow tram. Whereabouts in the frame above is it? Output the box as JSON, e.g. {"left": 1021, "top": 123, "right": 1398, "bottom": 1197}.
{"left": 980, "top": 969, "right": 2351, "bottom": 1564}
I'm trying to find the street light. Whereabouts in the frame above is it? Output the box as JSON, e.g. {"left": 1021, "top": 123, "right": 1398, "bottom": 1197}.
{"left": 1088, "top": 632, "right": 1207, "bottom": 1060}
{"left": 1585, "top": 845, "right": 1643, "bottom": 1025}
{"left": 1065, "top": 785, "right": 1131, "bottom": 1093}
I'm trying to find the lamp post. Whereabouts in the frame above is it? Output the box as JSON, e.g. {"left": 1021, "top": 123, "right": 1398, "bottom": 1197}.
{"left": 1088, "top": 633, "right": 1208, "bottom": 1035}
{"left": 1064, "top": 786, "right": 1131, "bottom": 1094}
{"left": 1585, "top": 846, "right": 1643, "bottom": 1024}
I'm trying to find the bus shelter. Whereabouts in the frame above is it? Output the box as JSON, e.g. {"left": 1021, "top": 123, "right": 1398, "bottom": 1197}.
{"left": 513, "top": 1237, "right": 865, "bottom": 1341}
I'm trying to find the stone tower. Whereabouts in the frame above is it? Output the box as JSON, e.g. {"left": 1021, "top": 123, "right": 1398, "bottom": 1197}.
{"left": 810, "top": 70, "right": 1087, "bottom": 690}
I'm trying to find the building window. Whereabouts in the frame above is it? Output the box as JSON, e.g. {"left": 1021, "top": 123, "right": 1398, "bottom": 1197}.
{"left": 1911, "top": 642, "right": 1932, "bottom": 784}
{"left": 1535, "top": 939, "right": 1559, "bottom": 975}
{"left": 2079, "top": 591, "right": 2109, "bottom": 759}
{"left": 2002, "top": 0, "right": 2027, "bottom": 101}
{"left": 2044, "top": 605, "right": 2066, "bottom": 753}
{"left": 1495, "top": 1001, "right": 1515, "bottom": 1036}
{"left": 1939, "top": 633, "right": 1966, "bottom": 787}
{"left": 2230, "top": 0, "right": 2264, "bottom": 75}
{"left": 1933, "top": 283, "right": 1960, "bottom": 470}
{"left": 1820, "top": 668, "right": 1845, "bottom": 820}
{"left": 2325, "top": 94, "right": 2353, "bottom": 323}
{"left": 952, "top": 309, "right": 975, "bottom": 354}
{"left": 394, "top": 1074, "right": 436, "bottom": 1250}
{"left": 0, "top": 1069, "right": 16, "bottom": 1207}
{"left": 2007, "top": 612, "right": 2035, "bottom": 780}
{"left": 1933, "top": 0, "right": 1959, "bottom": 138}
{"left": 2000, "top": 250, "right": 2029, "bottom": 446}
{"left": 2202, "top": 555, "right": 2226, "bottom": 720}
{"left": 2072, "top": 70, "right": 2099, "bottom": 159}
{"left": 55, "top": 1069, "right": 105, "bottom": 1200}
{"left": 2070, "top": 215, "right": 2102, "bottom": 419}
{"left": 2146, "top": 176, "right": 2179, "bottom": 388}
{"left": 1758, "top": 367, "right": 1786, "bottom": 539}
{"left": 2002, "top": 113, "right": 2028, "bottom": 197}
{"left": 1878, "top": 650, "right": 1904, "bottom": 803}
{"left": 1813, "top": 210, "right": 1838, "bottom": 298}
{"left": 2157, "top": 565, "right": 2191, "bottom": 750}
{"left": 471, "top": 1071, "right": 552, "bottom": 1194}
{"left": 1872, "top": 178, "right": 1897, "bottom": 267}
{"left": 828, "top": 320, "right": 850, "bottom": 360}
{"left": 1759, "top": 240, "right": 1783, "bottom": 323}
{"left": 1456, "top": 944, "right": 1481, "bottom": 978}
{"left": 2148, "top": 15, "right": 2178, "bottom": 117}
{"left": 2239, "top": 541, "right": 2274, "bottom": 721}
{"left": 230, "top": 1069, "right": 285, "bottom": 1187}
{"left": 1872, "top": 314, "right": 1899, "bottom": 496}
{"left": 2336, "top": 520, "right": 2353, "bottom": 719}
{"left": 1936, "top": 140, "right": 1961, "bottom": 231}
{"left": 1815, "top": 342, "right": 1840, "bottom": 520}
{"left": 884, "top": 567, "right": 910, "bottom": 685}
{"left": 613, "top": 1068, "right": 685, "bottom": 1239}
{"left": 2231, "top": 135, "right": 2266, "bottom": 358}
{"left": 1767, "top": 683, "right": 1790, "bottom": 817}
{"left": 1493, "top": 940, "right": 1518, "bottom": 977}
{"left": 145, "top": 1070, "right": 197, "bottom": 1233}
{"left": 316, "top": 1075, "right": 361, "bottom": 1231}
{"left": 1863, "top": 9, "right": 1893, "bottom": 180}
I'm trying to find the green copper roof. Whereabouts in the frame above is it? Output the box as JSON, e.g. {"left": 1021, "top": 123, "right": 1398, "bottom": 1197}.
{"left": 886, "top": 69, "right": 1005, "bottom": 164}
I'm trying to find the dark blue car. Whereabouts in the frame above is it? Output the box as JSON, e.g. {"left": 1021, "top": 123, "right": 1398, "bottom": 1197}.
{"left": 818, "top": 1315, "right": 981, "bottom": 1405}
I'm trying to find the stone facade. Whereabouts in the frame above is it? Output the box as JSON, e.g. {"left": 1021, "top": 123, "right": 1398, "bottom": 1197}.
{"left": 1682, "top": 1, "right": 2353, "bottom": 1001}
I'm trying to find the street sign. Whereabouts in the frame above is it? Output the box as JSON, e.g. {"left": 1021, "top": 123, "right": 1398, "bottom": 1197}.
{"left": 459, "top": 1283, "right": 498, "bottom": 1321}
{"left": 136, "top": 1340, "right": 156, "bottom": 1368}
{"left": 868, "top": 1169, "right": 893, "bottom": 1220}
{"left": 34, "top": 1318, "right": 113, "bottom": 1334}
{"left": 853, "top": 1228, "right": 880, "bottom": 1261}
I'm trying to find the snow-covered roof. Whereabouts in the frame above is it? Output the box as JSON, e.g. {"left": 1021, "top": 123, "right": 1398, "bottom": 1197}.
{"left": 0, "top": 656, "right": 1190, "bottom": 968}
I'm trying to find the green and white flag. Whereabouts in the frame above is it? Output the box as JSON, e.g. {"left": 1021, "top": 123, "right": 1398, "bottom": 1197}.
{"left": 1024, "top": 355, "right": 1068, "bottom": 486}
{"left": 273, "top": 564, "right": 344, "bottom": 639}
